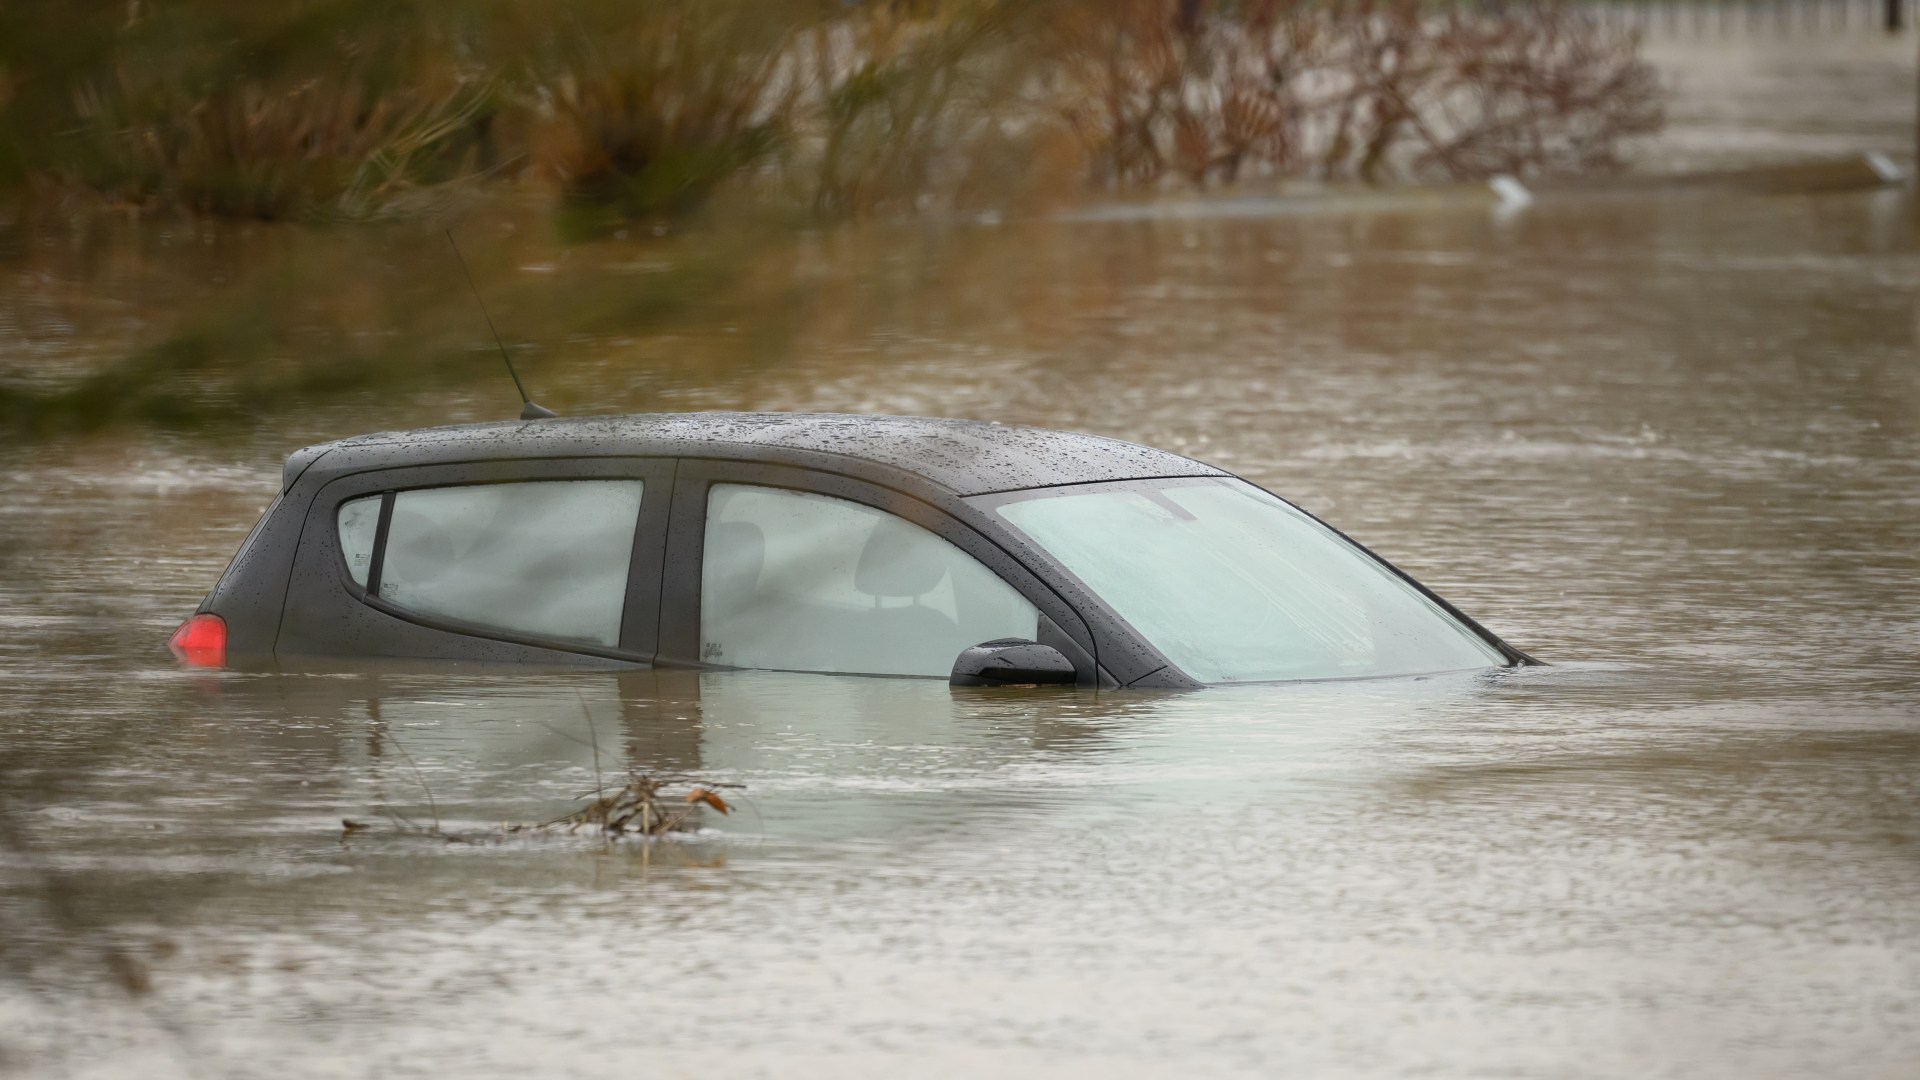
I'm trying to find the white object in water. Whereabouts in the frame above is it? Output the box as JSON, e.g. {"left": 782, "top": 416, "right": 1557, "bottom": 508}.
{"left": 1489, "top": 175, "right": 1534, "bottom": 208}
{"left": 1864, "top": 152, "right": 1903, "bottom": 184}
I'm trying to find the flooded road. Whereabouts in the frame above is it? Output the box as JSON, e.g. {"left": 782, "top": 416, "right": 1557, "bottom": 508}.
{"left": 3, "top": 180, "right": 1919, "bottom": 1073}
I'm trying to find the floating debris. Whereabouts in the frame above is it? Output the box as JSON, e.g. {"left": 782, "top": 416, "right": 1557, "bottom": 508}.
{"left": 523, "top": 776, "right": 735, "bottom": 837}
{"left": 343, "top": 775, "right": 738, "bottom": 845}
{"left": 348, "top": 700, "right": 739, "bottom": 845}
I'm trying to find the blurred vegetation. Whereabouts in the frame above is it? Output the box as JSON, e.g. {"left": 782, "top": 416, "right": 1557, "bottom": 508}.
{"left": 3, "top": 1, "right": 501, "bottom": 221}
{"left": 535, "top": 1, "right": 804, "bottom": 235}
{"left": 0, "top": 0, "right": 1663, "bottom": 439}
{"left": 0, "top": 0, "right": 1056, "bottom": 228}
{"left": 0, "top": 0, "right": 1661, "bottom": 226}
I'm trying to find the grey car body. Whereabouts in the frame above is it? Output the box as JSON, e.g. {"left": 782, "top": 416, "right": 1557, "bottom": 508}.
{"left": 194, "top": 412, "right": 1530, "bottom": 688}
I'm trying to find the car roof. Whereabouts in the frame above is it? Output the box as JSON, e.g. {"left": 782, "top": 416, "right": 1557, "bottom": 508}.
{"left": 288, "top": 412, "right": 1228, "bottom": 497}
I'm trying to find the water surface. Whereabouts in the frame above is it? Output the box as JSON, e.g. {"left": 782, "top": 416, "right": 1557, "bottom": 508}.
{"left": 2, "top": 180, "right": 1917, "bottom": 1077}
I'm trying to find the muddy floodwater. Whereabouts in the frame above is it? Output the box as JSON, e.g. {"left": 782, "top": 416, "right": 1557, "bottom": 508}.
{"left": 4, "top": 69, "right": 1920, "bottom": 1080}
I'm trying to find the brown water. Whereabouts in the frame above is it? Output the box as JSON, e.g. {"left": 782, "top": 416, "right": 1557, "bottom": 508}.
{"left": 4, "top": 86, "right": 1920, "bottom": 1080}
{"left": 1639, "top": 31, "right": 1917, "bottom": 172}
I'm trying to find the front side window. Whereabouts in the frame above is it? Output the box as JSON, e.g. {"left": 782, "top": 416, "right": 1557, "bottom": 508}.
{"left": 990, "top": 477, "right": 1504, "bottom": 683}
{"left": 335, "top": 480, "right": 643, "bottom": 648}
{"left": 701, "top": 484, "right": 1038, "bottom": 676}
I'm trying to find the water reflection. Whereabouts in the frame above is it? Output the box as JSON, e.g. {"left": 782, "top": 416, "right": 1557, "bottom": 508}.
{"left": 185, "top": 669, "right": 1137, "bottom": 844}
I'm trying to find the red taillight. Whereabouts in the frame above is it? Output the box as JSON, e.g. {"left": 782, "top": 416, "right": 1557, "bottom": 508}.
{"left": 168, "top": 613, "right": 227, "bottom": 668}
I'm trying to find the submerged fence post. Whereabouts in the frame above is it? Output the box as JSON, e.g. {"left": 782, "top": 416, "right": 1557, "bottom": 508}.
{"left": 1891, "top": 0, "right": 1906, "bottom": 32}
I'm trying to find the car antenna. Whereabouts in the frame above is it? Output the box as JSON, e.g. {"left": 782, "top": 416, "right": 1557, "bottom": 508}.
{"left": 445, "top": 228, "right": 557, "bottom": 421}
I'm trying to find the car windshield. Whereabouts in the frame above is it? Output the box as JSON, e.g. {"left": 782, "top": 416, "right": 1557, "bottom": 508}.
{"left": 990, "top": 478, "right": 1505, "bottom": 683}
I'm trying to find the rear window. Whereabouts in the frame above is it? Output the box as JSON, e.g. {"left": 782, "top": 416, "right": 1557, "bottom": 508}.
{"left": 336, "top": 480, "right": 644, "bottom": 648}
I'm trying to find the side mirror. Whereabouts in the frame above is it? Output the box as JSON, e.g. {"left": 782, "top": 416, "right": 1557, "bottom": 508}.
{"left": 949, "top": 638, "right": 1078, "bottom": 687}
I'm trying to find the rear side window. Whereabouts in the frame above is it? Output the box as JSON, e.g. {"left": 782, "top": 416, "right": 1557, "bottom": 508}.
{"left": 338, "top": 496, "right": 380, "bottom": 586}
{"left": 335, "top": 480, "right": 643, "bottom": 648}
{"left": 700, "top": 484, "right": 1037, "bottom": 676}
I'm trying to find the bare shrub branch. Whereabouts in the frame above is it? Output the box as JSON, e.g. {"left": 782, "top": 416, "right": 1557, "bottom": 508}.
{"left": 1047, "top": 0, "right": 1663, "bottom": 189}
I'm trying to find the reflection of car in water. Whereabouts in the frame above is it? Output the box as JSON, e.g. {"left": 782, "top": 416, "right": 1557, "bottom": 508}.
{"left": 170, "top": 413, "right": 1533, "bottom": 687}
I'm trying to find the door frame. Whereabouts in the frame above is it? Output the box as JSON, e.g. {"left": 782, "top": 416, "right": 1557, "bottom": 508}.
{"left": 657, "top": 458, "right": 1102, "bottom": 682}
{"left": 281, "top": 456, "right": 676, "bottom": 663}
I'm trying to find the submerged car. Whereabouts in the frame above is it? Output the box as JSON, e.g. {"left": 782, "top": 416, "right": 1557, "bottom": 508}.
{"left": 170, "top": 412, "right": 1532, "bottom": 687}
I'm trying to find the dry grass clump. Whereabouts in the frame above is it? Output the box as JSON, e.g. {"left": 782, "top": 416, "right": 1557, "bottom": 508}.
{"left": 68, "top": 76, "right": 495, "bottom": 220}
{"left": 798, "top": 2, "right": 1038, "bottom": 219}
{"left": 531, "top": 1, "right": 800, "bottom": 235}
{"left": 32, "top": 0, "right": 501, "bottom": 222}
{"left": 528, "top": 0, "right": 1039, "bottom": 231}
